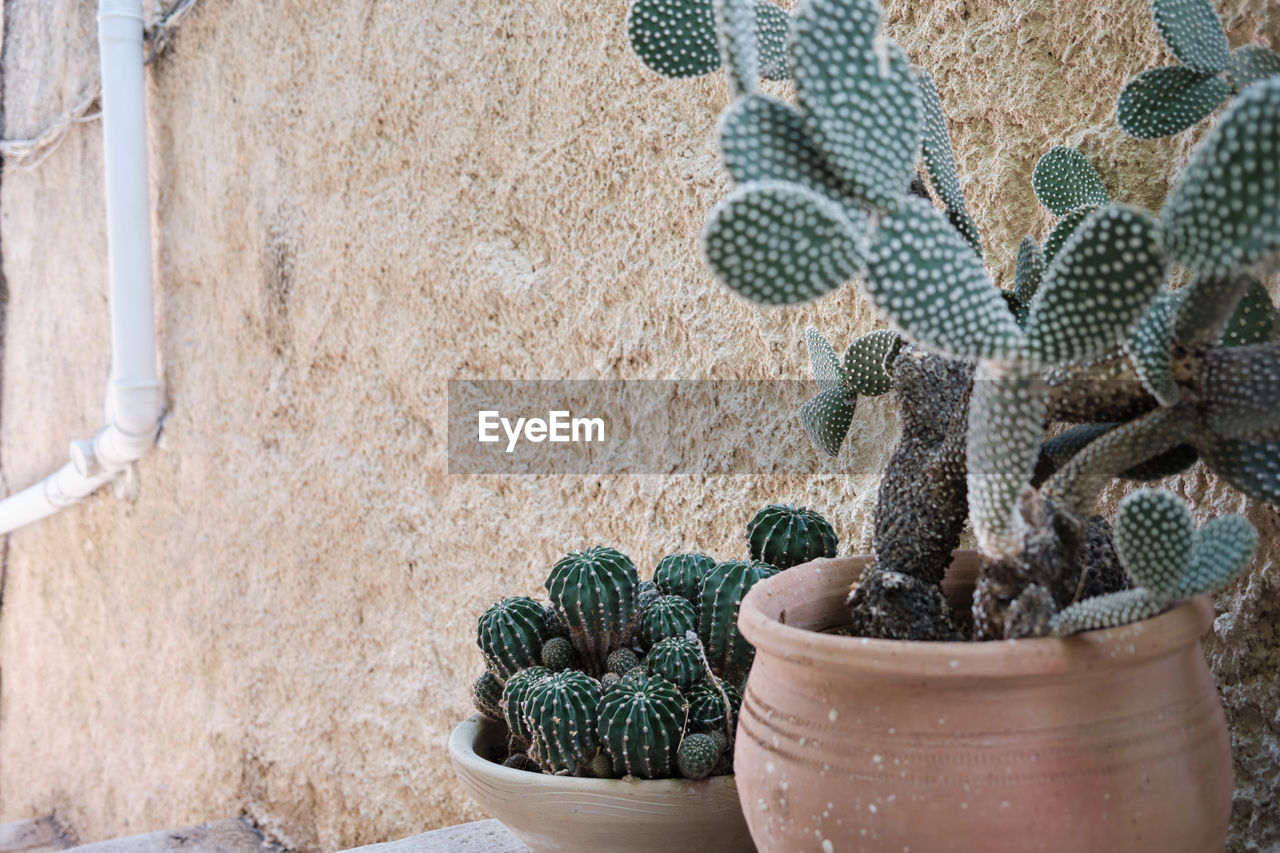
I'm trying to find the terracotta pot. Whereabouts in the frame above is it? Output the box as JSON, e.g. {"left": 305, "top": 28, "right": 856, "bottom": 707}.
{"left": 449, "top": 714, "right": 755, "bottom": 852}
{"left": 734, "top": 552, "right": 1233, "bottom": 853}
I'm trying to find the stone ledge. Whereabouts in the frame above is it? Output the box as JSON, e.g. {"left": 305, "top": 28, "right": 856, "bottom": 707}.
{"left": 61, "top": 819, "right": 271, "bottom": 853}
{"left": 0, "top": 818, "right": 73, "bottom": 853}
{"left": 338, "top": 820, "right": 529, "bottom": 853}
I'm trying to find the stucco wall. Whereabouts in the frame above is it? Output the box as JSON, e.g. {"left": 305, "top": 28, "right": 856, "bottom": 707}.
{"left": 0, "top": 0, "right": 1275, "bottom": 850}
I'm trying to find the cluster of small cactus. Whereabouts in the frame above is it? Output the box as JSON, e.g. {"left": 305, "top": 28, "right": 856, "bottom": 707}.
{"left": 470, "top": 503, "right": 839, "bottom": 776}
{"left": 626, "top": 0, "right": 1276, "bottom": 638}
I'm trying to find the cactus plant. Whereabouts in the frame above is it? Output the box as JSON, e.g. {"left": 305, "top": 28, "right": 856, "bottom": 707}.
{"left": 640, "top": 594, "right": 699, "bottom": 645}
{"left": 545, "top": 546, "right": 641, "bottom": 675}
{"left": 540, "top": 636, "right": 578, "bottom": 672}
{"left": 524, "top": 670, "right": 603, "bottom": 773}
{"left": 597, "top": 673, "right": 689, "bottom": 778}
{"left": 645, "top": 635, "right": 706, "bottom": 690}
{"left": 686, "top": 678, "right": 742, "bottom": 733}
{"left": 653, "top": 553, "right": 716, "bottom": 603}
{"left": 472, "top": 671, "right": 505, "bottom": 722}
{"left": 699, "top": 559, "right": 777, "bottom": 682}
{"left": 501, "top": 665, "right": 552, "bottom": 745}
{"left": 677, "top": 733, "right": 722, "bottom": 780}
{"left": 626, "top": 0, "right": 1276, "bottom": 642}
{"left": 745, "top": 503, "right": 838, "bottom": 568}
{"left": 476, "top": 596, "right": 551, "bottom": 679}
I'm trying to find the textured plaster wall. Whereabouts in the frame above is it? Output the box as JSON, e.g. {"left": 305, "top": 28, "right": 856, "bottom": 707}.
{"left": 0, "top": 0, "right": 1275, "bottom": 850}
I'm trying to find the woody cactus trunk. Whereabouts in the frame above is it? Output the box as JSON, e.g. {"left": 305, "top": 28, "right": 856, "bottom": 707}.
{"left": 627, "top": 0, "right": 1277, "bottom": 639}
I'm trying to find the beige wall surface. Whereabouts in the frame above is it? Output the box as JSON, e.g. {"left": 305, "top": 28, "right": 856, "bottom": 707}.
{"left": 0, "top": 0, "right": 1275, "bottom": 850}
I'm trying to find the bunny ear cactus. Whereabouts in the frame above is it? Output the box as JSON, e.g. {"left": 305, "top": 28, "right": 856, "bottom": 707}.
{"left": 1032, "top": 147, "right": 1110, "bottom": 218}
{"left": 917, "top": 69, "right": 982, "bottom": 255}
{"left": 799, "top": 327, "right": 899, "bottom": 456}
{"left": 1052, "top": 490, "right": 1258, "bottom": 635}
{"left": 1117, "top": 0, "right": 1279, "bottom": 138}
{"left": 626, "top": 0, "right": 792, "bottom": 82}
{"left": 545, "top": 547, "right": 641, "bottom": 676}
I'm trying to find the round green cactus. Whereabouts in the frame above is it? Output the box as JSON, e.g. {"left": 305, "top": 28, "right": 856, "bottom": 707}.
{"left": 501, "top": 666, "right": 552, "bottom": 745}
{"left": 607, "top": 647, "right": 642, "bottom": 676}
{"left": 524, "top": 670, "right": 603, "bottom": 773}
{"left": 677, "top": 733, "right": 722, "bottom": 779}
{"left": 640, "top": 594, "right": 699, "bottom": 646}
{"left": 653, "top": 553, "right": 716, "bottom": 603}
{"left": 471, "top": 671, "right": 504, "bottom": 722}
{"left": 746, "top": 503, "right": 838, "bottom": 569}
{"left": 598, "top": 673, "right": 688, "bottom": 778}
{"left": 699, "top": 559, "right": 777, "bottom": 682}
{"left": 687, "top": 679, "right": 742, "bottom": 732}
{"left": 545, "top": 546, "right": 642, "bottom": 676}
{"left": 645, "top": 636, "right": 705, "bottom": 691}
{"left": 539, "top": 636, "right": 578, "bottom": 672}
{"left": 476, "top": 596, "right": 551, "bottom": 679}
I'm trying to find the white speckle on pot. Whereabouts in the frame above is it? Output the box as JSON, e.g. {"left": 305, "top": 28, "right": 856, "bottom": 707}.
{"left": 1000, "top": 801, "right": 1010, "bottom": 809}
{"left": 869, "top": 804, "right": 877, "bottom": 813}
{"left": 822, "top": 841, "right": 834, "bottom": 853}
{"left": 757, "top": 798, "right": 769, "bottom": 811}
{"left": 829, "top": 708, "right": 839, "bottom": 722}
{"left": 766, "top": 761, "right": 776, "bottom": 773}
{"left": 872, "top": 754, "right": 882, "bottom": 764}
{"left": 949, "top": 660, "right": 959, "bottom": 668}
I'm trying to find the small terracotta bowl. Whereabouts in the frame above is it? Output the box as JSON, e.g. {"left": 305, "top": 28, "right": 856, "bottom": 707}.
{"left": 449, "top": 714, "right": 756, "bottom": 853}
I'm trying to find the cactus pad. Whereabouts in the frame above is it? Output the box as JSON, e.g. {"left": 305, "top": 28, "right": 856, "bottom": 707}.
{"left": 713, "top": 0, "right": 758, "bottom": 96}
{"left": 525, "top": 670, "right": 603, "bottom": 773}
{"left": 1150, "top": 0, "right": 1231, "bottom": 74}
{"left": 545, "top": 546, "right": 641, "bottom": 675}
{"left": 1050, "top": 588, "right": 1165, "bottom": 636}
{"left": 1114, "top": 489, "right": 1195, "bottom": 597}
{"left": 1203, "top": 343, "right": 1280, "bottom": 439}
{"left": 717, "top": 94, "right": 849, "bottom": 200}
{"left": 806, "top": 325, "right": 848, "bottom": 391}
{"left": 645, "top": 635, "right": 706, "bottom": 690}
{"left": 477, "top": 596, "right": 551, "bottom": 678}
{"left": 1042, "top": 204, "right": 1097, "bottom": 267}
{"left": 640, "top": 594, "right": 700, "bottom": 645}
{"left": 1176, "top": 514, "right": 1259, "bottom": 597}
{"left": 626, "top": 0, "right": 720, "bottom": 79}
{"left": 755, "top": 1, "right": 791, "bottom": 80}
{"left": 1201, "top": 436, "right": 1280, "bottom": 504}
{"left": 917, "top": 69, "right": 981, "bottom": 254}
{"left": 1026, "top": 205, "right": 1167, "bottom": 366}
{"left": 791, "top": 0, "right": 921, "bottom": 209}
{"left": 1013, "top": 235, "right": 1045, "bottom": 308}
{"left": 472, "top": 671, "right": 505, "bottom": 722}
{"left": 699, "top": 560, "right": 777, "bottom": 682}
{"left": 702, "top": 180, "right": 868, "bottom": 305}
{"left": 653, "top": 553, "right": 716, "bottom": 603}
{"left": 1116, "top": 66, "right": 1231, "bottom": 139}
{"left": 1032, "top": 146, "right": 1110, "bottom": 217}
{"left": 1125, "top": 289, "right": 1183, "bottom": 405}
{"left": 844, "top": 329, "right": 901, "bottom": 396}
{"left": 677, "top": 733, "right": 722, "bottom": 779}
{"left": 966, "top": 366, "right": 1046, "bottom": 556}
{"left": 865, "top": 196, "right": 1025, "bottom": 362}
{"left": 598, "top": 673, "right": 688, "bottom": 778}
{"left": 746, "top": 503, "right": 839, "bottom": 569}
{"left": 1162, "top": 77, "right": 1280, "bottom": 275}
{"left": 1229, "top": 44, "right": 1280, "bottom": 91}
{"left": 801, "top": 386, "right": 857, "bottom": 457}
{"left": 1222, "top": 282, "right": 1280, "bottom": 348}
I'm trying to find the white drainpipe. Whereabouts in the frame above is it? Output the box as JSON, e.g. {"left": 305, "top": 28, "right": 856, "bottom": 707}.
{"left": 0, "top": 0, "right": 160, "bottom": 534}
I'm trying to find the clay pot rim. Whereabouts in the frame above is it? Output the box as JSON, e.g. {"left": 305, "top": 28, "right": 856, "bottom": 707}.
{"left": 738, "top": 554, "right": 1215, "bottom": 680}
{"left": 449, "top": 714, "right": 738, "bottom": 792}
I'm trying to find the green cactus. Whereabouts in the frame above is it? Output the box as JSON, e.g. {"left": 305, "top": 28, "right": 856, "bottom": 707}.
{"left": 545, "top": 546, "right": 641, "bottom": 676}
{"left": 640, "top": 594, "right": 699, "bottom": 646}
{"left": 791, "top": 0, "right": 920, "bottom": 209}
{"left": 712, "top": 0, "right": 758, "bottom": 97}
{"left": 653, "top": 553, "right": 716, "bottom": 603}
{"left": 524, "top": 670, "right": 603, "bottom": 773}
{"left": 477, "top": 596, "right": 551, "bottom": 679}
{"left": 472, "top": 671, "right": 505, "bottom": 722}
{"left": 607, "top": 647, "right": 642, "bottom": 676}
{"left": 540, "top": 636, "right": 578, "bottom": 672}
{"left": 501, "top": 666, "right": 552, "bottom": 745}
{"left": 686, "top": 678, "right": 742, "bottom": 732}
{"left": 627, "top": 0, "right": 791, "bottom": 83}
{"left": 1051, "top": 489, "right": 1259, "bottom": 635}
{"left": 917, "top": 69, "right": 981, "bottom": 255}
{"left": 701, "top": 180, "right": 867, "bottom": 305}
{"left": 503, "top": 753, "right": 541, "bottom": 773}
{"left": 1031, "top": 146, "right": 1110, "bottom": 217}
{"left": 1125, "top": 289, "right": 1184, "bottom": 406}
{"left": 645, "top": 636, "right": 706, "bottom": 691}
{"left": 699, "top": 559, "right": 777, "bottom": 682}
{"left": 1228, "top": 44, "right": 1280, "bottom": 90}
{"left": 1151, "top": 0, "right": 1231, "bottom": 73}
{"left": 745, "top": 503, "right": 838, "bottom": 569}
{"left": 677, "top": 733, "right": 722, "bottom": 780}
{"left": 597, "top": 673, "right": 688, "bottom": 778}
{"left": 1041, "top": 205, "right": 1096, "bottom": 267}
{"left": 1117, "top": 66, "right": 1232, "bottom": 139}
{"left": 799, "top": 326, "right": 898, "bottom": 458}
{"left": 1162, "top": 78, "right": 1280, "bottom": 275}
